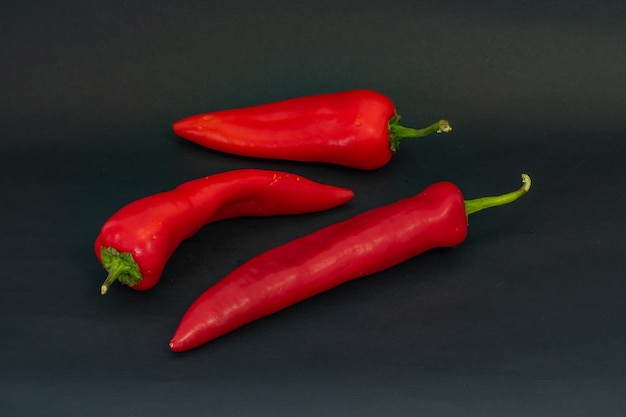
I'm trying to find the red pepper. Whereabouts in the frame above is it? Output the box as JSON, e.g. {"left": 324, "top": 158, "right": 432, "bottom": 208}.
{"left": 172, "top": 89, "right": 451, "bottom": 170}
{"left": 169, "top": 174, "right": 531, "bottom": 351}
{"left": 95, "top": 169, "right": 354, "bottom": 294}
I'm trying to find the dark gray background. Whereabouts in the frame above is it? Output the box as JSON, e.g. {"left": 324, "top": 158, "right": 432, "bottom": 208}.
{"left": 2, "top": 1, "right": 625, "bottom": 416}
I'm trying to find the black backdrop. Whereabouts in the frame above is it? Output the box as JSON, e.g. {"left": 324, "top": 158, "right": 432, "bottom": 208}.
{"left": 2, "top": 1, "right": 625, "bottom": 416}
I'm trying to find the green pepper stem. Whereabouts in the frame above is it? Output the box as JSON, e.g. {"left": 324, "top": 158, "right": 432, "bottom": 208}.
{"left": 464, "top": 174, "right": 532, "bottom": 216}
{"left": 388, "top": 113, "right": 452, "bottom": 152}
{"left": 101, "top": 269, "right": 123, "bottom": 295}
{"left": 99, "top": 247, "right": 143, "bottom": 295}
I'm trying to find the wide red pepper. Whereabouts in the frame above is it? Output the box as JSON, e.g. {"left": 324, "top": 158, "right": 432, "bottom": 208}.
{"left": 95, "top": 169, "right": 354, "bottom": 294}
{"left": 172, "top": 89, "right": 451, "bottom": 170}
{"left": 169, "top": 174, "right": 531, "bottom": 351}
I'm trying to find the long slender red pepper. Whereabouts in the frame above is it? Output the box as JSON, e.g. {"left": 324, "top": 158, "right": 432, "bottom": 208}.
{"left": 95, "top": 169, "right": 354, "bottom": 294}
{"left": 172, "top": 89, "right": 451, "bottom": 170}
{"left": 169, "top": 174, "right": 531, "bottom": 352}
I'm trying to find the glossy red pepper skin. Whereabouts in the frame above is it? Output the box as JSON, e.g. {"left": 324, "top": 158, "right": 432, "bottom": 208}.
{"left": 94, "top": 169, "right": 354, "bottom": 294}
{"left": 172, "top": 90, "right": 450, "bottom": 170}
{"left": 169, "top": 181, "right": 468, "bottom": 351}
{"left": 169, "top": 174, "right": 531, "bottom": 351}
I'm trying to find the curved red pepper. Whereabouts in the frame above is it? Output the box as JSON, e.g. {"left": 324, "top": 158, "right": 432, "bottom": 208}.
{"left": 169, "top": 174, "right": 531, "bottom": 351}
{"left": 172, "top": 89, "right": 451, "bottom": 170}
{"left": 95, "top": 169, "right": 354, "bottom": 294}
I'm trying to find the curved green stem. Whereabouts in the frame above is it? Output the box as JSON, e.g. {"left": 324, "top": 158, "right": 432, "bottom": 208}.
{"left": 99, "top": 247, "right": 142, "bottom": 295}
{"left": 388, "top": 113, "right": 452, "bottom": 152}
{"left": 464, "top": 174, "right": 532, "bottom": 216}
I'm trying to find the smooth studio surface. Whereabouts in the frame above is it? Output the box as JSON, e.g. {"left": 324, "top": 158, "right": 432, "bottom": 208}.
{"left": 2, "top": 1, "right": 625, "bottom": 416}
